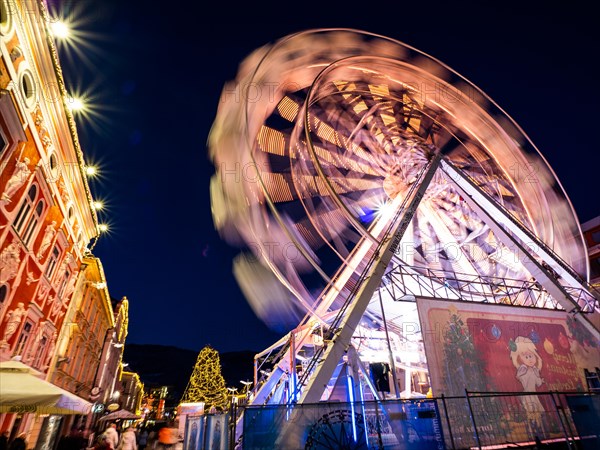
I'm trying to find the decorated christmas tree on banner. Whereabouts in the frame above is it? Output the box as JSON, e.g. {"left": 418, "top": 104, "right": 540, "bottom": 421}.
{"left": 441, "top": 306, "right": 509, "bottom": 438}
{"left": 180, "top": 345, "right": 229, "bottom": 411}
{"left": 442, "top": 305, "right": 488, "bottom": 394}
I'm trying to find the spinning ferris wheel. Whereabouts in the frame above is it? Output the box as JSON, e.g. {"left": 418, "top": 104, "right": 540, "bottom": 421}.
{"left": 208, "top": 28, "right": 599, "bottom": 445}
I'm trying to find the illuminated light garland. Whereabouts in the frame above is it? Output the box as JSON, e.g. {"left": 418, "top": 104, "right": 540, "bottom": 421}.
{"left": 38, "top": 1, "right": 100, "bottom": 234}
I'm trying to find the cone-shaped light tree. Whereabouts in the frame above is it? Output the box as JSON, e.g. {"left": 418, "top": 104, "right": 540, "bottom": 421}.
{"left": 180, "top": 345, "right": 229, "bottom": 411}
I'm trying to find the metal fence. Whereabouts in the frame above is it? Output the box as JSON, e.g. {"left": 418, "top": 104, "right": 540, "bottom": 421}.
{"left": 183, "top": 392, "right": 599, "bottom": 450}
{"left": 437, "top": 391, "right": 598, "bottom": 449}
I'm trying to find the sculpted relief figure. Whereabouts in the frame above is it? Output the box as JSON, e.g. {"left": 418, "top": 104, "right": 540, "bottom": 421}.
{"left": 37, "top": 221, "right": 57, "bottom": 260}
{"left": 1, "top": 157, "right": 31, "bottom": 203}
{"left": 0, "top": 241, "right": 21, "bottom": 284}
{"left": 1, "top": 302, "right": 27, "bottom": 348}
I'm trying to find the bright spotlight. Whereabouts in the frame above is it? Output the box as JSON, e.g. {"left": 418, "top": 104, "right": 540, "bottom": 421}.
{"left": 98, "top": 224, "right": 109, "bottom": 233}
{"left": 85, "top": 166, "right": 97, "bottom": 176}
{"left": 374, "top": 200, "right": 394, "bottom": 218}
{"left": 92, "top": 201, "right": 103, "bottom": 211}
{"left": 67, "top": 97, "right": 85, "bottom": 112}
{"left": 50, "top": 21, "right": 70, "bottom": 39}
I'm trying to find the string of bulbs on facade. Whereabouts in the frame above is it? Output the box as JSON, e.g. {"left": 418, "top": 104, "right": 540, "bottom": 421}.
{"left": 49, "top": 15, "right": 111, "bottom": 249}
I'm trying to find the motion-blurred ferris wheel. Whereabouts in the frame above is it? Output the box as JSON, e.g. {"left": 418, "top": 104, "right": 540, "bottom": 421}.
{"left": 208, "top": 28, "right": 599, "bottom": 425}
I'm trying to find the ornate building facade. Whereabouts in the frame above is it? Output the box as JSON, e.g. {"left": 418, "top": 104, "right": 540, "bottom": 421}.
{"left": 119, "top": 371, "right": 144, "bottom": 416}
{"left": 0, "top": 1, "right": 139, "bottom": 445}
{"left": 45, "top": 256, "right": 133, "bottom": 434}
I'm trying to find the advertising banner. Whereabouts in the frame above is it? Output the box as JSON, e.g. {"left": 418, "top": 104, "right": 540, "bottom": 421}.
{"left": 417, "top": 299, "right": 600, "bottom": 446}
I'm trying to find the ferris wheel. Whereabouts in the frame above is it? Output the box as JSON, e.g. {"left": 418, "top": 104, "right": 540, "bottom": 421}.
{"left": 208, "top": 27, "right": 599, "bottom": 449}
{"left": 210, "top": 27, "right": 594, "bottom": 325}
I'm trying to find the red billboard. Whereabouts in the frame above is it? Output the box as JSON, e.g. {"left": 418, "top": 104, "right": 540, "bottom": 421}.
{"left": 417, "top": 299, "right": 599, "bottom": 396}
{"left": 417, "top": 299, "right": 599, "bottom": 445}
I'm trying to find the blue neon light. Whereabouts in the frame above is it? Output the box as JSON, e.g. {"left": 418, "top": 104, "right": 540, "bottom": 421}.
{"left": 359, "top": 382, "right": 369, "bottom": 446}
{"left": 347, "top": 375, "right": 358, "bottom": 442}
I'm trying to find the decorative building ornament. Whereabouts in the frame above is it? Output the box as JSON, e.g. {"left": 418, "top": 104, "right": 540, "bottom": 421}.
{"left": 1, "top": 156, "right": 31, "bottom": 203}
{"left": 64, "top": 270, "right": 79, "bottom": 298}
{"left": 9, "top": 46, "right": 22, "bottom": 62}
{"left": 37, "top": 221, "right": 57, "bottom": 259}
{"left": 49, "top": 295, "right": 62, "bottom": 318}
{"left": 35, "top": 320, "right": 48, "bottom": 343}
{"left": 57, "top": 179, "right": 70, "bottom": 205}
{"left": 41, "top": 134, "right": 52, "bottom": 148}
{"left": 43, "top": 332, "right": 57, "bottom": 369}
{"left": 0, "top": 302, "right": 27, "bottom": 348}
{"left": 24, "top": 320, "right": 47, "bottom": 364}
{"left": 0, "top": 240, "right": 21, "bottom": 283}
{"left": 26, "top": 271, "right": 40, "bottom": 285}
{"left": 34, "top": 109, "right": 44, "bottom": 126}
{"left": 53, "top": 252, "right": 73, "bottom": 288}
{"left": 37, "top": 282, "right": 50, "bottom": 301}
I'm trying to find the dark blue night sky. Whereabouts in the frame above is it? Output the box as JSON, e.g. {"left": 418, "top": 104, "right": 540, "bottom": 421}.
{"left": 56, "top": 0, "right": 599, "bottom": 353}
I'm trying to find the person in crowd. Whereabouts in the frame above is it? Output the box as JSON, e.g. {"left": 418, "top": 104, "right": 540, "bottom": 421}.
{"left": 0, "top": 431, "right": 9, "bottom": 450}
{"left": 8, "top": 433, "right": 26, "bottom": 450}
{"left": 102, "top": 423, "right": 119, "bottom": 450}
{"left": 137, "top": 429, "right": 149, "bottom": 450}
{"left": 118, "top": 427, "right": 137, "bottom": 450}
{"left": 57, "top": 427, "right": 88, "bottom": 450}
{"left": 146, "top": 428, "right": 157, "bottom": 450}
{"left": 93, "top": 434, "right": 113, "bottom": 450}
{"left": 157, "top": 425, "right": 178, "bottom": 450}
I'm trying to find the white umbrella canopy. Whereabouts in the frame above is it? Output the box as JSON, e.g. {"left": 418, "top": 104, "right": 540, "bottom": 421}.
{"left": 0, "top": 359, "right": 92, "bottom": 414}
{"left": 97, "top": 409, "right": 141, "bottom": 421}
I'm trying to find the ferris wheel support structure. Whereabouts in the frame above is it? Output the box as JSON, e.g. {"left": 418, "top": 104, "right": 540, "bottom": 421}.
{"left": 298, "top": 152, "right": 442, "bottom": 403}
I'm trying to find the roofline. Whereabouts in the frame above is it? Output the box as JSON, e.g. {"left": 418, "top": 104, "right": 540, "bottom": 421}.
{"left": 581, "top": 215, "right": 600, "bottom": 232}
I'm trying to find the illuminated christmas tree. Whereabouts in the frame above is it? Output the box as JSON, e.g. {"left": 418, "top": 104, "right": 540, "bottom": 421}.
{"left": 180, "top": 345, "right": 229, "bottom": 411}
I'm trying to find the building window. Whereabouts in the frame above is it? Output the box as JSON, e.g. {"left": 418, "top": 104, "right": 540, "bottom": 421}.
{"left": 592, "top": 230, "right": 600, "bottom": 245}
{"left": 13, "top": 184, "right": 44, "bottom": 248}
{"left": 22, "top": 199, "right": 44, "bottom": 246}
{"left": 48, "top": 153, "right": 60, "bottom": 179}
{"left": 0, "top": 284, "right": 7, "bottom": 308}
{"left": 13, "top": 320, "right": 33, "bottom": 357}
{"left": 32, "top": 335, "right": 48, "bottom": 368}
{"left": 19, "top": 69, "right": 37, "bottom": 110}
{"left": 0, "top": 88, "right": 27, "bottom": 154}
{"left": 45, "top": 246, "right": 60, "bottom": 279}
{"left": 57, "top": 270, "right": 70, "bottom": 298}
{"left": 14, "top": 184, "right": 37, "bottom": 233}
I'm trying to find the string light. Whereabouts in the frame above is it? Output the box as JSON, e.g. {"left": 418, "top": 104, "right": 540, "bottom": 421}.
{"left": 84, "top": 165, "right": 97, "bottom": 177}
{"left": 46, "top": 1, "right": 107, "bottom": 73}
{"left": 50, "top": 21, "right": 71, "bottom": 39}
{"left": 67, "top": 97, "right": 85, "bottom": 112}
{"left": 87, "top": 222, "right": 111, "bottom": 253}
{"left": 47, "top": 4, "right": 113, "bottom": 254}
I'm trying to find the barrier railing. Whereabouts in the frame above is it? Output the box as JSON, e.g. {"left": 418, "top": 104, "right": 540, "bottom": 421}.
{"left": 183, "top": 391, "right": 599, "bottom": 449}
